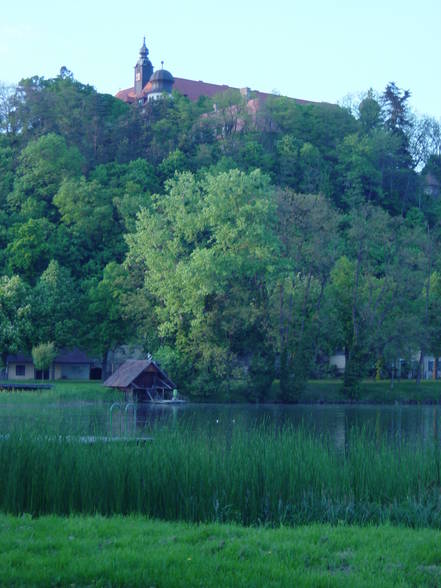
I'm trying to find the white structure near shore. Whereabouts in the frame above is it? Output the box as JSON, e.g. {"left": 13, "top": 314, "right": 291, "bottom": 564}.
{"left": 329, "top": 352, "right": 441, "bottom": 380}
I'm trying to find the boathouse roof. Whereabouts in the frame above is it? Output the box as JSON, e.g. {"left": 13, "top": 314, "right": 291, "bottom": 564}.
{"left": 103, "top": 359, "right": 176, "bottom": 389}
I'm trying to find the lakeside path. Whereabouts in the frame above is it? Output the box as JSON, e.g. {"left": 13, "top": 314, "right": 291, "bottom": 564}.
{"left": 1, "top": 515, "right": 441, "bottom": 587}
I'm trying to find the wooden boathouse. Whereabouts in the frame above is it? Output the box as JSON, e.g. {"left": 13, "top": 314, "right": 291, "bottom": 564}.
{"left": 103, "top": 359, "right": 177, "bottom": 402}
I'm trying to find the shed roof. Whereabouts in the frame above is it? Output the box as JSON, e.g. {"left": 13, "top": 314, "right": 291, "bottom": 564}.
{"left": 103, "top": 359, "right": 176, "bottom": 389}
{"left": 7, "top": 348, "right": 95, "bottom": 365}
{"left": 6, "top": 353, "right": 33, "bottom": 364}
{"left": 55, "top": 349, "right": 94, "bottom": 364}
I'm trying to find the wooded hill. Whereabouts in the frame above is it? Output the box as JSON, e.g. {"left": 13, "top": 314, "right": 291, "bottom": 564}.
{"left": 1, "top": 70, "right": 441, "bottom": 399}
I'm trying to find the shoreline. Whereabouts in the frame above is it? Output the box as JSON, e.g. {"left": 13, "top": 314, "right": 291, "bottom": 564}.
{"left": 3, "top": 378, "right": 441, "bottom": 406}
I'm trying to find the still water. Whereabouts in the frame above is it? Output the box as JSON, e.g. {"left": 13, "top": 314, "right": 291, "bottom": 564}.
{"left": 1, "top": 399, "right": 441, "bottom": 448}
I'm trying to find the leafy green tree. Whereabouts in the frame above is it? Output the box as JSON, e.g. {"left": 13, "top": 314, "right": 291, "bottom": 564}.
{"left": 85, "top": 262, "right": 131, "bottom": 378}
{"left": 126, "top": 169, "right": 278, "bottom": 398}
{"left": 54, "top": 177, "right": 114, "bottom": 243}
{"left": 382, "top": 82, "right": 411, "bottom": 135}
{"left": 1, "top": 67, "right": 440, "bottom": 400}
{"left": 158, "top": 149, "right": 189, "bottom": 181}
{"left": 7, "top": 133, "right": 83, "bottom": 218}
{"left": 267, "top": 98, "right": 360, "bottom": 207}
{"left": 410, "top": 219, "right": 440, "bottom": 383}
{"left": 275, "top": 191, "right": 340, "bottom": 400}
{"left": 409, "top": 116, "right": 441, "bottom": 170}
{"left": 6, "top": 218, "right": 55, "bottom": 282}
{"left": 358, "top": 90, "right": 382, "bottom": 133}
{"left": 32, "top": 342, "right": 56, "bottom": 380}
{"left": 427, "top": 272, "right": 441, "bottom": 378}
{"left": 91, "top": 159, "right": 158, "bottom": 233}
{"left": 0, "top": 145, "right": 15, "bottom": 206}
{"left": 0, "top": 275, "right": 32, "bottom": 366}
{"left": 0, "top": 83, "right": 21, "bottom": 138}
{"left": 31, "top": 260, "right": 83, "bottom": 349}
{"left": 53, "top": 176, "right": 126, "bottom": 277}
{"left": 13, "top": 73, "right": 129, "bottom": 167}
{"left": 325, "top": 206, "right": 424, "bottom": 396}
{"left": 275, "top": 135, "right": 301, "bottom": 188}
{"left": 336, "top": 130, "right": 399, "bottom": 208}
{"left": 298, "top": 142, "right": 326, "bottom": 194}
{"left": 212, "top": 89, "right": 251, "bottom": 140}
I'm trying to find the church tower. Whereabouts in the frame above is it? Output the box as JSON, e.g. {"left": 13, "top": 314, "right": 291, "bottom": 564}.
{"left": 134, "top": 38, "right": 153, "bottom": 96}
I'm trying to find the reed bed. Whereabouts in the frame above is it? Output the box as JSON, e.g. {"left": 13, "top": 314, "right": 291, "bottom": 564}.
{"left": 1, "top": 424, "right": 441, "bottom": 527}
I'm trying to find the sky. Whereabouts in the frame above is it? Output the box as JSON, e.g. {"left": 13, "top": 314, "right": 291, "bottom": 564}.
{"left": 1, "top": 0, "right": 440, "bottom": 119}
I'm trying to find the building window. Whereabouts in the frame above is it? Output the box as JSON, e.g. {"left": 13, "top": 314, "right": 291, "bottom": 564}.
{"left": 15, "top": 365, "right": 26, "bottom": 376}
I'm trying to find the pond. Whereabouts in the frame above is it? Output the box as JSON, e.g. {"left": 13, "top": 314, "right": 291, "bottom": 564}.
{"left": 1, "top": 398, "right": 441, "bottom": 448}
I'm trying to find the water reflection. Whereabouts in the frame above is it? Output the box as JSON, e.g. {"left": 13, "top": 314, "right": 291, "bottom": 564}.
{"left": 2, "top": 400, "right": 441, "bottom": 446}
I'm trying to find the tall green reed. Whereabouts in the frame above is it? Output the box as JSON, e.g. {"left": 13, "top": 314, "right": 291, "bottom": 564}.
{"left": 1, "top": 423, "right": 441, "bottom": 527}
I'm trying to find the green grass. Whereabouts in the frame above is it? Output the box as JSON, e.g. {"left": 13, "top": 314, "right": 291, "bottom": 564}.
{"left": 1, "top": 515, "right": 441, "bottom": 587}
{"left": 3, "top": 425, "right": 441, "bottom": 527}
{"left": 2, "top": 377, "right": 441, "bottom": 405}
{"left": 0, "top": 380, "right": 119, "bottom": 403}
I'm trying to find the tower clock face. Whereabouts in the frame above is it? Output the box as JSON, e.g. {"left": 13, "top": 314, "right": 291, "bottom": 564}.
{"left": 136, "top": 72, "right": 141, "bottom": 81}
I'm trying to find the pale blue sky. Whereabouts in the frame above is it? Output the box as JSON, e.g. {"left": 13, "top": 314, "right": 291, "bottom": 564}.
{"left": 2, "top": 0, "right": 440, "bottom": 118}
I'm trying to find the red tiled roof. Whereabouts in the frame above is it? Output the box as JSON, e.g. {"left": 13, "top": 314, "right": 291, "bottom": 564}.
{"left": 115, "top": 77, "right": 319, "bottom": 106}
{"left": 115, "top": 87, "right": 136, "bottom": 102}
{"left": 174, "top": 78, "right": 233, "bottom": 101}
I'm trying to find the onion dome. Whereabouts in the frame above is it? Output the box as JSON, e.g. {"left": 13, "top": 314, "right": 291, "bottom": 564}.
{"left": 148, "top": 67, "right": 174, "bottom": 97}
{"left": 150, "top": 69, "right": 174, "bottom": 83}
{"left": 139, "top": 37, "right": 148, "bottom": 58}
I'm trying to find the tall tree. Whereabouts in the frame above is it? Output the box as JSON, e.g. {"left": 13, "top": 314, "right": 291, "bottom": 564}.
{"left": 126, "top": 169, "right": 278, "bottom": 398}
{"left": 275, "top": 190, "right": 340, "bottom": 400}
{"left": 31, "top": 260, "right": 83, "bottom": 349}
{"left": 0, "top": 275, "right": 32, "bottom": 366}
{"left": 325, "top": 205, "right": 423, "bottom": 396}
{"left": 85, "top": 262, "right": 132, "bottom": 378}
{"left": 7, "top": 133, "right": 84, "bottom": 219}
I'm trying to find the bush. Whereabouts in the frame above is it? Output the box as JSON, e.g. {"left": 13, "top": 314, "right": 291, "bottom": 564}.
{"left": 31, "top": 342, "right": 56, "bottom": 379}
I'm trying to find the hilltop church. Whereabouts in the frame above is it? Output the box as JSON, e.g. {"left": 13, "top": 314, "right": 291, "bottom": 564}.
{"left": 115, "top": 38, "right": 315, "bottom": 107}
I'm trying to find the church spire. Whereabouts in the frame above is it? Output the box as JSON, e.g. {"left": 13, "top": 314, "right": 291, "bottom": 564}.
{"left": 139, "top": 37, "right": 148, "bottom": 58}
{"left": 134, "top": 36, "right": 153, "bottom": 96}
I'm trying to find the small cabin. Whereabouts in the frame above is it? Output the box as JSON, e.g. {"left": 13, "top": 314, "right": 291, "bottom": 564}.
{"left": 103, "top": 359, "right": 176, "bottom": 402}
{"left": 7, "top": 349, "right": 100, "bottom": 381}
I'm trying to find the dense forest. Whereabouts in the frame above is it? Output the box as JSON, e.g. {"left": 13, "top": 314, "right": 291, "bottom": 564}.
{"left": 1, "top": 69, "right": 441, "bottom": 399}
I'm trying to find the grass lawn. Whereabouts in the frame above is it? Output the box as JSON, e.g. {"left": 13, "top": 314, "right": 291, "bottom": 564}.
{"left": 1, "top": 515, "right": 441, "bottom": 587}
{"left": 2, "top": 378, "right": 441, "bottom": 405}
{"left": 0, "top": 380, "right": 119, "bottom": 403}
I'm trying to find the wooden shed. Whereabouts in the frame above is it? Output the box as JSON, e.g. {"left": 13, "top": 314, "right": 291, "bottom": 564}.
{"left": 103, "top": 359, "right": 178, "bottom": 402}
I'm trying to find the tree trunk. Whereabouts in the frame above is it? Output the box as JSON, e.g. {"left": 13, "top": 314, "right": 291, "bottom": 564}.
{"left": 299, "top": 272, "right": 312, "bottom": 339}
{"left": 279, "top": 282, "right": 286, "bottom": 363}
{"left": 418, "top": 224, "right": 433, "bottom": 385}
{"left": 390, "top": 360, "right": 395, "bottom": 390}
{"left": 352, "top": 247, "right": 363, "bottom": 348}
{"left": 416, "top": 351, "right": 424, "bottom": 384}
{"left": 1, "top": 351, "right": 8, "bottom": 378}
{"left": 102, "top": 350, "right": 110, "bottom": 381}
